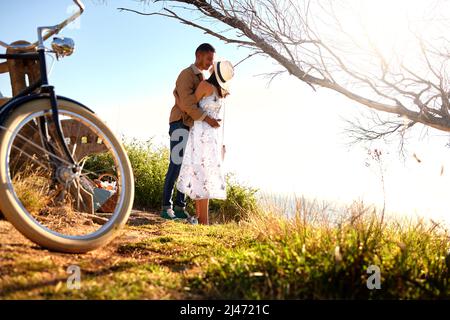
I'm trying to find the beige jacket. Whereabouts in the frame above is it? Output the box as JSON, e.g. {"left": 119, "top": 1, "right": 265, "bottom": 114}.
{"left": 169, "top": 64, "right": 207, "bottom": 127}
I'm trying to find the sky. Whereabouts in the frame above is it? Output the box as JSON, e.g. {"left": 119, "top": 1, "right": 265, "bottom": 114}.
{"left": 1, "top": 0, "right": 450, "bottom": 224}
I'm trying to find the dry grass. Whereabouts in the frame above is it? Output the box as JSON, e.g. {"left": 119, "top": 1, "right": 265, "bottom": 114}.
{"left": 193, "top": 196, "right": 450, "bottom": 299}
{"left": 11, "top": 166, "right": 105, "bottom": 236}
{"left": 12, "top": 168, "right": 52, "bottom": 215}
{"left": 1, "top": 192, "right": 450, "bottom": 299}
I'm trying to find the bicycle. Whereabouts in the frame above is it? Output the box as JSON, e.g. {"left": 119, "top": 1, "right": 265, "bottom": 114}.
{"left": 0, "top": 0, "right": 134, "bottom": 253}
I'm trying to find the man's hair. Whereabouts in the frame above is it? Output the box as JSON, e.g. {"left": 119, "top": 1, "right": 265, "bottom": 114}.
{"left": 206, "top": 72, "right": 224, "bottom": 98}
{"left": 196, "top": 43, "right": 215, "bottom": 55}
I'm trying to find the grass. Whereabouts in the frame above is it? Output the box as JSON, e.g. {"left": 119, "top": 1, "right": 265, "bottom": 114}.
{"left": 12, "top": 168, "right": 51, "bottom": 215}
{"left": 2, "top": 141, "right": 449, "bottom": 299}
{"left": 193, "top": 201, "right": 450, "bottom": 299}
{"left": 1, "top": 197, "right": 450, "bottom": 299}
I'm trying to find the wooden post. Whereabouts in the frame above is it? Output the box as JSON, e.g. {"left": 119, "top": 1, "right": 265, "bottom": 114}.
{"left": 0, "top": 61, "right": 7, "bottom": 73}
{"left": 6, "top": 40, "right": 40, "bottom": 96}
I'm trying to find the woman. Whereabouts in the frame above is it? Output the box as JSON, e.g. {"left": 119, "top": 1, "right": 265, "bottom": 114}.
{"left": 176, "top": 60, "right": 235, "bottom": 224}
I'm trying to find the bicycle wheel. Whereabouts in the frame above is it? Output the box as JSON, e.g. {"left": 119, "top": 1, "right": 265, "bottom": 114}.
{"left": 0, "top": 98, "right": 134, "bottom": 253}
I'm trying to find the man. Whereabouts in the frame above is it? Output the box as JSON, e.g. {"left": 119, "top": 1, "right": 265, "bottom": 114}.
{"left": 161, "top": 43, "right": 221, "bottom": 221}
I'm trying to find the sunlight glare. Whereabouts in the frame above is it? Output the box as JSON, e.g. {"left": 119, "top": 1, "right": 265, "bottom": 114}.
{"left": 341, "top": 0, "right": 433, "bottom": 61}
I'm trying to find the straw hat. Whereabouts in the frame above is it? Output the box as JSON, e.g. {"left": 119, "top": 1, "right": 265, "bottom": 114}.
{"left": 213, "top": 60, "right": 234, "bottom": 91}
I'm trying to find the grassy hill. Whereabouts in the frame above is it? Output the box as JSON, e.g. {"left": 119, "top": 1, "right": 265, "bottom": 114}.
{"left": 1, "top": 202, "right": 450, "bottom": 299}
{"left": 1, "top": 139, "right": 450, "bottom": 299}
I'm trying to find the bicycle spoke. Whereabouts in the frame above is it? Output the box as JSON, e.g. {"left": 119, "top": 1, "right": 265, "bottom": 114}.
{"left": 75, "top": 179, "right": 81, "bottom": 212}
{"left": 3, "top": 107, "right": 127, "bottom": 239}
{"left": 0, "top": 124, "right": 73, "bottom": 166}
{"left": 72, "top": 121, "right": 83, "bottom": 161}
{"left": 71, "top": 142, "right": 78, "bottom": 159}
{"left": 11, "top": 145, "right": 52, "bottom": 172}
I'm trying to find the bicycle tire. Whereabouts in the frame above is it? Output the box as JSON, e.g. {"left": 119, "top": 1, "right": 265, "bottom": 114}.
{"left": 0, "top": 98, "right": 134, "bottom": 253}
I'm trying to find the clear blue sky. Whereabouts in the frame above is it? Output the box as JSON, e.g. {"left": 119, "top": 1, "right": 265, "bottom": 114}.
{"left": 2, "top": 0, "right": 450, "bottom": 224}
{"left": 0, "top": 0, "right": 253, "bottom": 104}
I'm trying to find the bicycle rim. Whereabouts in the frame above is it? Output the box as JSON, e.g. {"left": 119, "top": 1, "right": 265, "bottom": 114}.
{"left": 2, "top": 106, "right": 128, "bottom": 240}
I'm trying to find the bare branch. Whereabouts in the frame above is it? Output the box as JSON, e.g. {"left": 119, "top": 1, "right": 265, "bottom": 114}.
{"left": 120, "top": 0, "right": 450, "bottom": 142}
{"left": 117, "top": 7, "right": 257, "bottom": 46}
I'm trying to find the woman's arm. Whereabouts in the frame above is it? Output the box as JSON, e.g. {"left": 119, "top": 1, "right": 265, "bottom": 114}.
{"left": 195, "top": 81, "right": 214, "bottom": 102}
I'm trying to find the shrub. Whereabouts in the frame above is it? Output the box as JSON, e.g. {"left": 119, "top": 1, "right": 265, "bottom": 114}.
{"left": 124, "top": 139, "right": 169, "bottom": 210}
{"left": 202, "top": 173, "right": 259, "bottom": 223}
{"left": 126, "top": 139, "right": 260, "bottom": 221}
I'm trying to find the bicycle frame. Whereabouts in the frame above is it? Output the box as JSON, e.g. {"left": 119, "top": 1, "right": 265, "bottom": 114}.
{"left": 0, "top": 50, "right": 82, "bottom": 168}
{"left": 0, "top": 0, "right": 87, "bottom": 167}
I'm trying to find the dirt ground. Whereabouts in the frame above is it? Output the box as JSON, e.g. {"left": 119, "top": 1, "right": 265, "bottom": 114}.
{"left": 0, "top": 210, "right": 200, "bottom": 299}
{"left": 0, "top": 209, "right": 162, "bottom": 256}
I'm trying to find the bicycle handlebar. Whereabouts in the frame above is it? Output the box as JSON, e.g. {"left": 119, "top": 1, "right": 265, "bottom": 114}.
{"left": 0, "top": 0, "right": 85, "bottom": 51}
{"left": 74, "top": 0, "right": 85, "bottom": 13}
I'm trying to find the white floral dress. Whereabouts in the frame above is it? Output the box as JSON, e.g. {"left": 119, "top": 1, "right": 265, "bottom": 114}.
{"left": 176, "top": 89, "right": 227, "bottom": 200}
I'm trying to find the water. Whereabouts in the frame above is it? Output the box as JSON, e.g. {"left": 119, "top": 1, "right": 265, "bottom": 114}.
{"left": 254, "top": 190, "right": 450, "bottom": 228}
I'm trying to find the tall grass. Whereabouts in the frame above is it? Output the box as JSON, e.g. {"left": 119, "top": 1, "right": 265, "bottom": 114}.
{"left": 190, "top": 196, "right": 450, "bottom": 299}
{"left": 12, "top": 167, "right": 51, "bottom": 215}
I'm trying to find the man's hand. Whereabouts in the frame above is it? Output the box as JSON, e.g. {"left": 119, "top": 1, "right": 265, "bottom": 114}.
{"left": 205, "top": 116, "right": 221, "bottom": 128}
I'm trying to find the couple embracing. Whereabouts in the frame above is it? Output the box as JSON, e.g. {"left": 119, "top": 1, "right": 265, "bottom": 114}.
{"left": 161, "top": 43, "right": 235, "bottom": 225}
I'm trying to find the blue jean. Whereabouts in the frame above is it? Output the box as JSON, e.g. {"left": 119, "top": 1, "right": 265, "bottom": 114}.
{"left": 162, "top": 120, "right": 190, "bottom": 210}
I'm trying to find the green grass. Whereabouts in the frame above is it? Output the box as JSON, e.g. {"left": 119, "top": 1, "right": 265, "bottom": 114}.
{"left": 1, "top": 199, "right": 450, "bottom": 299}
{"left": 3, "top": 139, "right": 449, "bottom": 299}
{"left": 189, "top": 202, "right": 450, "bottom": 299}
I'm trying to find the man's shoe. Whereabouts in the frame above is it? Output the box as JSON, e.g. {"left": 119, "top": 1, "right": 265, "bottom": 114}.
{"left": 173, "top": 206, "right": 191, "bottom": 219}
{"left": 160, "top": 208, "right": 179, "bottom": 220}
